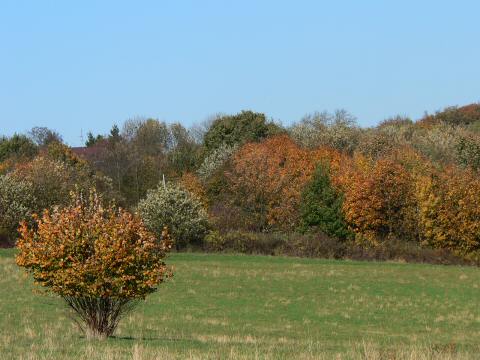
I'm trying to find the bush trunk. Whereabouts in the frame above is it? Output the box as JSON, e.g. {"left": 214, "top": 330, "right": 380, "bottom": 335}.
{"left": 62, "top": 296, "right": 137, "bottom": 339}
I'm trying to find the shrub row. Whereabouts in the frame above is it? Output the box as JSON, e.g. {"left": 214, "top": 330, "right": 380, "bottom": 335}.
{"left": 203, "top": 231, "right": 475, "bottom": 266}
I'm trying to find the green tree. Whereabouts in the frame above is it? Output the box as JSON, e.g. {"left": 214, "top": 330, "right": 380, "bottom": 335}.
{"left": 109, "top": 124, "right": 120, "bottom": 140}
{"left": 300, "top": 164, "right": 351, "bottom": 240}
{"left": 203, "top": 110, "right": 282, "bottom": 152}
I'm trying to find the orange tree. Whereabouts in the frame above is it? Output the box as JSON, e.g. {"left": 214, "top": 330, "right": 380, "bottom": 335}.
{"left": 226, "top": 135, "right": 339, "bottom": 230}
{"left": 336, "top": 155, "right": 417, "bottom": 246}
{"left": 16, "top": 190, "right": 173, "bottom": 339}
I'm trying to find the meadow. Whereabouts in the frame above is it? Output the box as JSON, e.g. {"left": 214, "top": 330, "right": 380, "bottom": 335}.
{"left": 1, "top": 249, "right": 479, "bottom": 359}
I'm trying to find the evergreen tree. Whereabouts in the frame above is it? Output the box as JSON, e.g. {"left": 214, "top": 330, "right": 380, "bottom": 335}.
{"left": 300, "top": 163, "right": 351, "bottom": 240}
{"left": 85, "top": 132, "right": 104, "bottom": 147}
{"left": 109, "top": 124, "right": 120, "bottom": 140}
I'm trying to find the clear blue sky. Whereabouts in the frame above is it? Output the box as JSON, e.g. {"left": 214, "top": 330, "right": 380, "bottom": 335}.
{"left": 1, "top": 0, "right": 479, "bottom": 146}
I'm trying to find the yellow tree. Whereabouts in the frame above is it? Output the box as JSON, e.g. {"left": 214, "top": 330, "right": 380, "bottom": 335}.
{"left": 417, "top": 166, "right": 480, "bottom": 258}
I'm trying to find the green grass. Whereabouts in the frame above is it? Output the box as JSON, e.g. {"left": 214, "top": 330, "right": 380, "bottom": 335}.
{"left": 1, "top": 249, "right": 479, "bottom": 359}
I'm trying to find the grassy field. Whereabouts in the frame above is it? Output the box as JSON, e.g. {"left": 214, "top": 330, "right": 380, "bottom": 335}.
{"left": 1, "top": 249, "right": 479, "bottom": 359}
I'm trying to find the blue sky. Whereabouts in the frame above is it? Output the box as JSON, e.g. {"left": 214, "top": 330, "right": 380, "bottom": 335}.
{"left": 1, "top": 0, "right": 479, "bottom": 146}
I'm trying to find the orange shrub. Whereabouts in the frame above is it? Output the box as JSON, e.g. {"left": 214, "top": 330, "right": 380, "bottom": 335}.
{"left": 16, "top": 190, "right": 173, "bottom": 339}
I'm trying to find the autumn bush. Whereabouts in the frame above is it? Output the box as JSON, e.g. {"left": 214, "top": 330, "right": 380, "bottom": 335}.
{"left": 16, "top": 190, "right": 173, "bottom": 339}
{"left": 137, "top": 184, "right": 210, "bottom": 250}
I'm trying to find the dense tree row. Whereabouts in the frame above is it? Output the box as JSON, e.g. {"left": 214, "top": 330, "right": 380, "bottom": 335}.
{"left": 1, "top": 104, "right": 480, "bottom": 261}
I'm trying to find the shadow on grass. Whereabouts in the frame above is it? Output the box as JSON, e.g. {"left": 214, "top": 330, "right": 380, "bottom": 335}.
{"left": 77, "top": 335, "right": 201, "bottom": 344}
{"left": 109, "top": 335, "right": 185, "bottom": 342}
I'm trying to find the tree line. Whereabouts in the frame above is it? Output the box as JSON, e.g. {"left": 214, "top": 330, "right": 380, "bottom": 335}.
{"left": 1, "top": 105, "right": 480, "bottom": 262}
